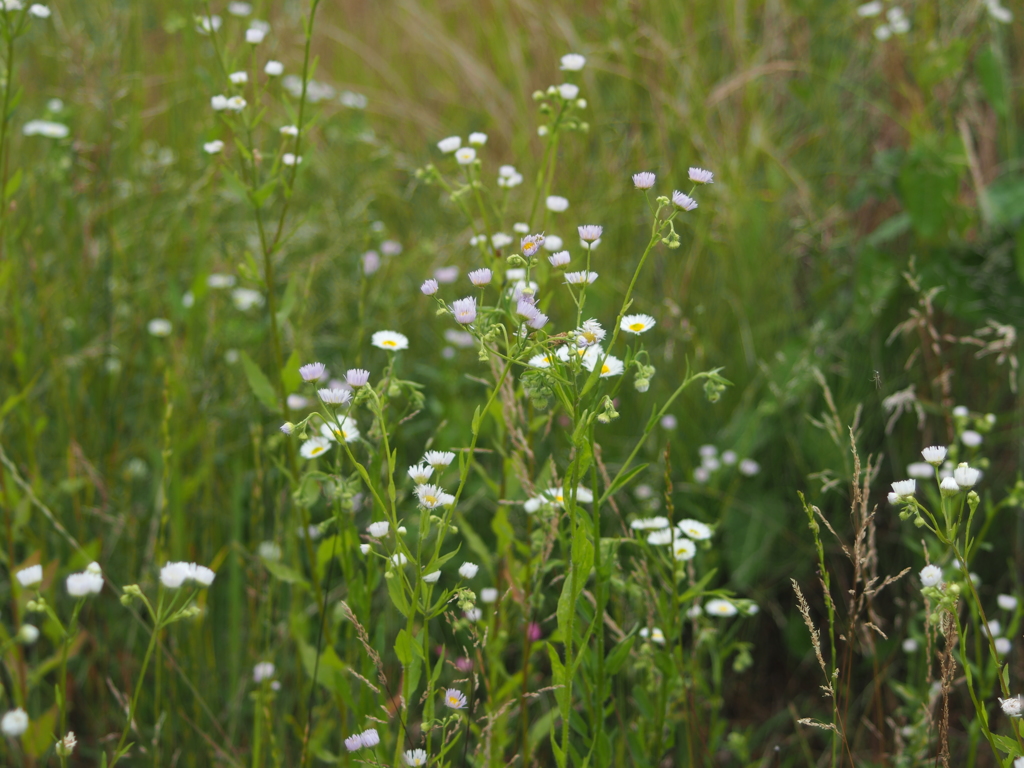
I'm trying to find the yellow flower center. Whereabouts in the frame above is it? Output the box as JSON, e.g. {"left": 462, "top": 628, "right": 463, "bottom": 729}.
{"left": 447, "top": 696, "right": 459, "bottom": 706}
{"left": 629, "top": 322, "right": 644, "bottom": 331}
{"left": 382, "top": 340, "right": 396, "bottom": 348}
{"left": 310, "top": 446, "right": 324, "bottom": 456}
{"left": 601, "top": 364, "right": 611, "bottom": 375}
{"left": 424, "top": 494, "right": 438, "bottom": 505}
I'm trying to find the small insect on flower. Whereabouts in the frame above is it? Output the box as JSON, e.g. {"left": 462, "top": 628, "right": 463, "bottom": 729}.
{"left": 437, "top": 136, "right": 461, "bottom": 153}
{"left": 452, "top": 297, "right": 477, "bottom": 325}
{"left": 578, "top": 225, "right": 603, "bottom": 242}
{"left": 300, "top": 362, "right": 327, "bottom": 381}
{"left": 521, "top": 233, "right": 545, "bottom": 256}
{"left": 444, "top": 688, "right": 468, "bottom": 709}
{"left": 318, "top": 388, "right": 352, "bottom": 405}
{"left": 688, "top": 167, "right": 714, "bottom": 184}
{"left": 920, "top": 564, "right": 942, "bottom": 587}
{"left": 404, "top": 749, "right": 429, "bottom": 766}
{"left": 300, "top": 436, "right": 332, "bottom": 459}
{"left": 265, "top": 60, "right": 284, "bottom": 76}
{"left": 631, "top": 172, "right": 656, "bottom": 190}
{"left": 546, "top": 195, "right": 569, "bottom": 212}
{"left": 468, "top": 268, "right": 492, "bottom": 286}
{"left": 560, "top": 53, "right": 586, "bottom": 71}
{"left": 672, "top": 190, "right": 697, "bottom": 211}
{"left": 372, "top": 330, "right": 409, "bottom": 351}
{"left": 16, "top": 565, "right": 42, "bottom": 587}
{"left": 459, "top": 562, "right": 479, "bottom": 579}
{"left": 565, "top": 271, "right": 598, "bottom": 285}
{"left": 621, "top": 314, "right": 656, "bottom": 334}
{"left": 455, "top": 147, "right": 476, "bottom": 165}
{"left": 705, "top": 599, "right": 739, "bottom": 617}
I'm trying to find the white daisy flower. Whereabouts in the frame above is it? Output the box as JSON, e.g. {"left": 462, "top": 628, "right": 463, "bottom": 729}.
{"left": 546, "top": 195, "right": 569, "bottom": 212}
{"left": 300, "top": 436, "right": 332, "bottom": 459}
{"left": 455, "top": 147, "right": 476, "bottom": 165}
{"left": 391, "top": 553, "right": 408, "bottom": 567}
{"left": 280, "top": 124, "right": 299, "bottom": 137}
{"left": 575, "top": 319, "right": 606, "bottom": 347}
{"left": 630, "top": 516, "right": 669, "bottom": 530}
{"left": 468, "top": 132, "right": 487, "bottom": 145}
{"left": 491, "top": 233, "right": 513, "bottom": 249}
{"left": 415, "top": 484, "right": 450, "bottom": 509}
{"left": 371, "top": 330, "right": 409, "bottom": 351}
{"left": 953, "top": 463, "right": 981, "bottom": 489}
{"left": 320, "top": 417, "right": 360, "bottom": 443}
{"left": 920, "top": 564, "right": 942, "bottom": 587}
{"left": 559, "top": 53, "right": 586, "bottom": 71}
{"left": 226, "top": 95, "right": 247, "bottom": 111}
{"left": 677, "top": 519, "right": 712, "bottom": 540}
{"left": 528, "top": 353, "right": 555, "bottom": 368}
{"left": 480, "top": 587, "right": 498, "bottom": 603}
{"left": 319, "top": 388, "right": 352, "bottom": 405}
{"left": 265, "top": 61, "right": 284, "bottom": 76}
{"left": 282, "top": 153, "right": 302, "bottom": 166}
{"left": 424, "top": 450, "right": 455, "bottom": 468}
{"left": 673, "top": 538, "right": 697, "bottom": 561}
{"left": 147, "top": 318, "right": 172, "bottom": 337}
{"left": 513, "top": 222, "right": 530, "bottom": 233}
{"left": 437, "top": 136, "right": 461, "bottom": 153}
{"left": 621, "top": 314, "right": 656, "bottom": 334}
{"left": 557, "top": 83, "right": 579, "bottom": 100}
{"left": 229, "top": 71, "right": 248, "bottom": 85}
{"left": 921, "top": 445, "right": 947, "bottom": 465}
{"left": 520, "top": 233, "right": 544, "bottom": 256}
{"left": 300, "top": 362, "right": 327, "bottom": 381}
{"left": 16, "top": 565, "right": 42, "bottom": 587}
{"left": 444, "top": 688, "right": 468, "bottom": 709}
{"left": 408, "top": 464, "right": 434, "bottom": 484}
{"left": 1, "top": 709, "right": 29, "bottom": 737}
{"left": 906, "top": 462, "right": 932, "bottom": 479}
{"left": 1001, "top": 695, "right": 1024, "bottom": 718}
{"left": 28, "top": 3, "right": 49, "bottom": 17}
{"left": 543, "top": 234, "right": 563, "bottom": 251}
{"left": 458, "top": 562, "right": 479, "bottom": 579}
{"left": 246, "top": 27, "right": 266, "bottom": 44}
{"left": 404, "top": 749, "right": 429, "bottom": 766}
{"left": 548, "top": 251, "right": 570, "bottom": 267}
{"left": 587, "top": 354, "right": 623, "bottom": 378}
{"left": 422, "top": 570, "right": 440, "bottom": 583}
{"left": 890, "top": 479, "right": 915, "bottom": 499}
{"left": 421, "top": 278, "right": 439, "bottom": 295}
{"left": 565, "top": 271, "right": 598, "bottom": 285}
{"left": 578, "top": 225, "right": 603, "bottom": 242}
{"left": 367, "top": 521, "right": 389, "bottom": 538}
{"left": 856, "top": 1, "right": 883, "bottom": 16}
{"left": 738, "top": 459, "right": 760, "bottom": 476}
{"left": 646, "top": 528, "right": 673, "bottom": 545}
{"left": 705, "top": 599, "right": 738, "bottom": 617}
{"left": 452, "top": 297, "right": 477, "bottom": 324}
{"left": 999, "top": 594, "right": 1018, "bottom": 611}
{"left": 204, "top": 140, "right": 224, "bottom": 154}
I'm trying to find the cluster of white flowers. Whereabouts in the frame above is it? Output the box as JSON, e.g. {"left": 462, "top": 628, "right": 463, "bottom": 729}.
{"left": 159, "top": 561, "right": 216, "bottom": 589}
{"left": 344, "top": 728, "right": 380, "bottom": 752}
{"left": 66, "top": 562, "right": 104, "bottom": 597}
{"left": 692, "top": 444, "right": 759, "bottom": 483}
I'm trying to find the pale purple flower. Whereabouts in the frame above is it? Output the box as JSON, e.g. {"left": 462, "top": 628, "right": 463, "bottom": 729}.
{"left": 688, "top": 167, "right": 714, "bottom": 184}
{"left": 362, "top": 251, "right": 380, "bottom": 275}
{"left": 300, "top": 362, "right": 327, "bottom": 382}
{"left": 632, "top": 172, "right": 655, "bottom": 189}
{"left": 527, "top": 312, "right": 548, "bottom": 329}
{"left": 434, "top": 266, "right": 459, "bottom": 284}
{"left": 345, "top": 734, "right": 363, "bottom": 752}
{"left": 359, "top": 729, "right": 380, "bottom": 748}
{"left": 565, "top": 271, "right": 598, "bottom": 285}
{"left": 421, "top": 278, "right": 439, "bottom": 295}
{"left": 468, "top": 268, "right": 492, "bottom": 286}
{"left": 672, "top": 191, "right": 698, "bottom": 211}
{"left": 346, "top": 369, "right": 370, "bottom": 387}
{"left": 548, "top": 251, "right": 571, "bottom": 267}
{"left": 578, "top": 225, "right": 603, "bottom": 242}
{"left": 516, "top": 298, "right": 540, "bottom": 320}
{"left": 545, "top": 195, "right": 569, "bottom": 212}
{"left": 521, "top": 233, "right": 544, "bottom": 256}
{"left": 452, "top": 297, "right": 477, "bottom": 325}
{"left": 381, "top": 240, "right": 402, "bottom": 256}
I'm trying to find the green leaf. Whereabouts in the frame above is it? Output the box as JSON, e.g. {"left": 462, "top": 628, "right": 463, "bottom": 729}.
{"left": 277, "top": 274, "right": 301, "bottom": 327}
{"left": 4, "top": 167, "right": 22, "bottom": 199}
{"left": 239, "top": 350, "right": 280, "bottom": 411}
{"left": 250, "top": 178, "right": 278, "bottom": 208}
{"left": 604, "top": 463, "right": 648, "bottom": 500}
{"left": 386, "top": 573, "right": 410, "bottom": 617}
{"left": 976, "top": 46, "right": 1007, "bottom": 117}
{"left": 605, "top": 634, "right": 635, "bottom": 676}
{"left": 394, "top": 628, "right": 413, "bottom": 666}
{"left": 281, "top": 349, "right": 302, "bottom": 395}
{"left": 262, "top": 558, "right": 310, "bottom": 589}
